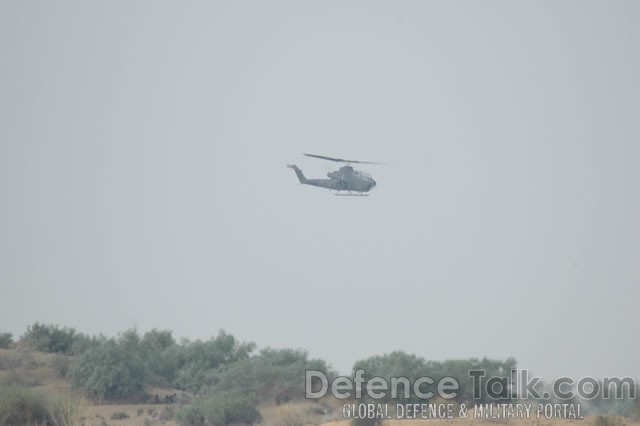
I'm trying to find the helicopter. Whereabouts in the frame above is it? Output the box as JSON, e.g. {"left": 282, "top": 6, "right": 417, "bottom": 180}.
{"left": 287, "top": 153, "right": 384, "bottom": 196}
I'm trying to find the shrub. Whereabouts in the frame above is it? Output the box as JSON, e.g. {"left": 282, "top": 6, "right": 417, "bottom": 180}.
{"left": 51, "top": 354, "right": 73, "bottom": 377}
{"left": 22, "top": 323, "right": 77, "bottom": 354}
{"left": 172, "top": 331, "right": 256, "bottom": 393}
{"left": 176, "top": 403, "right": 206, "bottom": 426}
{"left": 353, "top": 352, "right": 517, "bottom": 404}
{"left": 70, "top": 332, "right": 106, "bottom": 356}
{"left": 111, "top": 411, "right": 130, "bottom": 420}
{"left": 159, "top": 405, "right": 176, "bottom": 421}
{"left": 46, "top": 392, "right": 82, "bottom": 426}
{"left": 71, "top": 337, "right": 146, "bottom": 401}
{"left": 142, "top": 329, "right": 176, "bottom": 350}
{"left": 220, "top": 393, "right": 262, "bottom": 424}
{"left": 0, "top": 333, "right": 13, "bottom": 349}
{"left": 0, "top": 385, "right": 79, "bottom": 426}
{"left": 203, "top": 348, "right": 333, "bottom": 403}
{"left": 176, "top": 392, "right": 262, "bottom": 426}
{"left": 0, "top": 385, "right": 49, "bottom": 425}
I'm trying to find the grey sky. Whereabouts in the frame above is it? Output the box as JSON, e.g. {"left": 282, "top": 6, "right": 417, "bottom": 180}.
{"left": 1, "top": 1, "right": 638, "bottom": 380}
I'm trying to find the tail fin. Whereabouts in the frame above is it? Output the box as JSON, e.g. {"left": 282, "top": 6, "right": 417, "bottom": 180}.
{"left": 287, "top": 164, "right": 307, "bottom": 183}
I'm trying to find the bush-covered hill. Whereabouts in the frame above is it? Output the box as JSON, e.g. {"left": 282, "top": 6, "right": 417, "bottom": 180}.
{"left": 2, "top": 323, "right": 638, "bottom": 426}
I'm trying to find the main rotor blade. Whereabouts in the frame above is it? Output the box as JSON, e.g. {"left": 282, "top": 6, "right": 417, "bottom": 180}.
{"left": 303, "top": 153, "right": 387, "bottom": 165}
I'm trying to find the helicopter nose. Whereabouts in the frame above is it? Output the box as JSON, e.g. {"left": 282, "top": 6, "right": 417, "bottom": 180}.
{"left": 371, "top": 179, "right": 376, "bottom": 188}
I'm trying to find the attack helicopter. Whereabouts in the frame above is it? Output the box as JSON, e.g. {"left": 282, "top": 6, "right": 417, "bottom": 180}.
{"left": 287, "top": 153, "right": 384, "bottom": 196}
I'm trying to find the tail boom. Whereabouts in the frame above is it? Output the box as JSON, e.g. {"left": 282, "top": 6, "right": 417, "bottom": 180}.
{"left": 287, "top": 164, "right": 307, "bottom": 183}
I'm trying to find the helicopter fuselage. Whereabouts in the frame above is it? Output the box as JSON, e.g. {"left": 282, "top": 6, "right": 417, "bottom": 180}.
{"left": 287, "top": 164, "right": 376, "bottom": 193}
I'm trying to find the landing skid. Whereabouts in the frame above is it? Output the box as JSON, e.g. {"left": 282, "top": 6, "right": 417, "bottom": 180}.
{"left": 335, "top": 191, "right": 369, "bottom": 196}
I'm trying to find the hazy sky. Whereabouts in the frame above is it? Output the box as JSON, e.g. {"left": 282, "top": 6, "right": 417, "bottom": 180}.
{"left": 1, "top": 1, "right": 638, "bottom": 380}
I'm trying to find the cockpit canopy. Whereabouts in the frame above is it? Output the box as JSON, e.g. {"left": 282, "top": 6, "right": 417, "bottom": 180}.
{"left": 354, "top": 170, "right": 373, "bottom": 180}
{"left": 328, "top": 166, "right": 373, "bottom": 182}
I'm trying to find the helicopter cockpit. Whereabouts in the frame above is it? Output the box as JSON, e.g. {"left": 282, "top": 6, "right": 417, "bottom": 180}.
{"left": 354, "top": 170, "right": 373, "bottom": 180}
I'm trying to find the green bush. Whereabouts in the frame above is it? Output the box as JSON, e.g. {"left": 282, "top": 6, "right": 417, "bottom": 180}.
{"left": 176, "top": 392, "right": 262, "bottom": 426}
{"left": 71, "top": 336, "right": 146, "bottom": 401}
{"left": 142, "top": 328, "right": 176, "bottom": 350}
{"left": 172, "top": 331, "right": 256, "bottom": 393}
{"left": 51, "top": 354, "right": 73, "bottom": 378}
{"left": 47, "top": 392, "right": 82, "bottom": 426}
{"left": 203, "top": 348, "right": 333, "bottom": 403}
{"left": 22, "top": 323, "right": 76, "bottom": 354}
{"left": 159, "top": 405, "right": 176, "bottom": 421}
{"left": 0, "top": 385, "right": 49, "bottom": 425}
{"left": 70, "top": 328, "right": 257, "bottom": 397}
{"left": 353, "top": 352, "right": 517, "bottom": 404}
{"left": 0, "top": 332, "right": 13, "bottom": 349}
{"left": 70, "top": 332, "right": 106, "bottom": 356}
{"left": 176, "top": 403, "right": 206, "bottom": 425}
{"left": 111, "top": 411, "right": 130, "bottom": 420}
{"left": 0, "top": 385, "right": 80, "bottom": 426}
